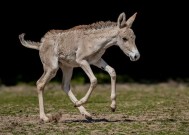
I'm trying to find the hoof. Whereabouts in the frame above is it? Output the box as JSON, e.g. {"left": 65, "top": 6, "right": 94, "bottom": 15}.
{"left": 85, "top": 114, "right": 93, "bottom": 121}
{"left": 74, "top": 104, "right": 80, "bottom": 107}
{"left": 111, "top": 107, "right": 116, "bottom": 112}
{"left": 110, "top": 104, "right": 116, "bottom": 112}
{"left": 39, "top": 114, "right": 54, "bottom": 123}
{"left": 80, "top": 109, "right": 92, "bottom": 121}
{"left": 81, "top": 111, "right": 92, "bottom": 121}
{"left": 40, "top": 116, "right": 50, "bottom": 123}
{"left": 74, "top": 101, "right": 78, "bottom": 107}
{"left": 74, "top": 101, "right": 82, "bottom": 107}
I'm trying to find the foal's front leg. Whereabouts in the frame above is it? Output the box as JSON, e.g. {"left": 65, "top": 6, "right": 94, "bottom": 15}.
{"left": 94, "top": 58, "right": 117, "bottom": 112}
{"left": 75, "top": 59, "right": 97, "bottom": 107}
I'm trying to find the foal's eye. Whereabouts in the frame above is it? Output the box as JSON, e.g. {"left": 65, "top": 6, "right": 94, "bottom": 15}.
{"left": 122, "top": 38, "right": 127, "bottom": 41}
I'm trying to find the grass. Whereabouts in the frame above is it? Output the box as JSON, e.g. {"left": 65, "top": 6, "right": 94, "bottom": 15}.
{"left": 0, "top": 82, "right": 189, "bottom": 134}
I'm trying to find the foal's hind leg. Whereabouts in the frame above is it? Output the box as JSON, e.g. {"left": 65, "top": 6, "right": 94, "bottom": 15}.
{"left": 60, "top": 65, "right": 92, "bottom": 120}
{"left": 36, "top": 57, "right": 58, "bottom": 122}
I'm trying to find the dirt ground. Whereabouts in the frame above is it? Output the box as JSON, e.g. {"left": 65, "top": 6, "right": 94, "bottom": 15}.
{"left": 1, "top": 112, "right": 189, "bottom": 135}
{"left": 0, "top": 83, "right": 189, "bottom": 134}
{"left": 0, "top": 113, "right": 138, "bottom": 134}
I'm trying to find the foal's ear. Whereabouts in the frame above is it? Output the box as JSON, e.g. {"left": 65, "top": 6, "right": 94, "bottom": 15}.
{"left": 126, "top": 12, "right": 137, "bottom": 28}
{"left": 117, "top": 12, "right": 126, "bottom": 28}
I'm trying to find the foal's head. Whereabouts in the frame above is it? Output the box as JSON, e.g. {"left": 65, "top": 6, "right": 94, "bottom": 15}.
{"left": 116, "top": 12, "right": 140, "bottom": 61}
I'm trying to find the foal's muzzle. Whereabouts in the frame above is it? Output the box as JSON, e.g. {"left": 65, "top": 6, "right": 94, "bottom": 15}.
{"left": 129, "top": 51, "right": 140, "bottom": 61}
{"left": 133, "top": 53, "right": 140, "bottom": 61}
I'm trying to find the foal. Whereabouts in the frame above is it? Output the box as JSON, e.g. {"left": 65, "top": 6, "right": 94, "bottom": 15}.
{"left": 19, "top": 12, "right": 140, "bottom": 122}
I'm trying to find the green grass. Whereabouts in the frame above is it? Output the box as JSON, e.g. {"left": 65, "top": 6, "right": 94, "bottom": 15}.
{"left": 0, "top": 83, "right": 189, "bottom": 134}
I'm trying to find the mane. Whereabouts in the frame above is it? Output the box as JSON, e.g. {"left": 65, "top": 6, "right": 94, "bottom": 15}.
{"left": 43, "top": 21, "right": 117, "bottom": 39}
{"left": 70, "top": 21, "right": 117, "bottom": 31}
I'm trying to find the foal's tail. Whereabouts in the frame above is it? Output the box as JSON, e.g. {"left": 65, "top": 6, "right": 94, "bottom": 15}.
{"left": 19, "top": 33, "right": 40, "bottom": 50}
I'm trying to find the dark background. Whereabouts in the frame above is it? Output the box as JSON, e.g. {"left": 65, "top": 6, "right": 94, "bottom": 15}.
{"left": 0, "top": 0, "right": 188, "bottom": 85}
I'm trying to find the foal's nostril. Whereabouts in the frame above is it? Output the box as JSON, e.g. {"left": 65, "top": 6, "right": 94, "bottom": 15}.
{"left": 134, "top": 53, "right": 140, "bottom": 60}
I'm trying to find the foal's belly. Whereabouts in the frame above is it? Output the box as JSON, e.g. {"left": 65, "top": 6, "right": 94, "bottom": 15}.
{"left": 59, "top": 53, "right": 79, "bottom": 67}
{"left": 58, "top": 49, "right": 105, "bottom": 67}
{"left": 87, "top": 50, "right": 105, "bottom": 64}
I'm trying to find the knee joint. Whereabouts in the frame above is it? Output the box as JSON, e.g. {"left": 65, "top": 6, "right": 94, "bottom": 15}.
{"left": 36, "top": 81, "right": 44, "bottom": 92}
{"left": 50, "top": 69, "right": 57, "bottom": 78}
{"left": 110, "top": 68, "right": 116, "bottom": 79}
{"left": 91, "top": 78, "right": 97, "bottom": 87}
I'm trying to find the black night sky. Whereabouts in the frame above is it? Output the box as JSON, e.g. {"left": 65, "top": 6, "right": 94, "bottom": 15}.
{"left": 0, "top": 1, "right": 188, "bottom": 85}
